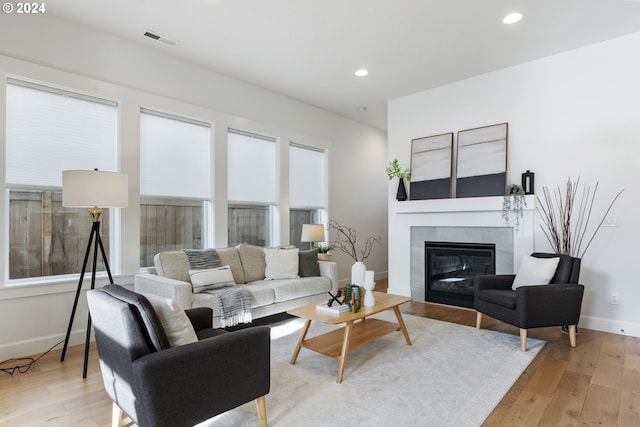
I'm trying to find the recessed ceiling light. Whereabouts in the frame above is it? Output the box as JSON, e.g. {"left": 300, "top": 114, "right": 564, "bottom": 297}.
{"left": 355, "top": 69, "right": 369, "bottom": 77}
{"left": 503, "top": 13, "right": 523, "bottom": 24}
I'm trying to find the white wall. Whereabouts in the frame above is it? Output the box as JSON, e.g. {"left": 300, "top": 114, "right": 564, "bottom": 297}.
{"left": 389, "top": 32, "right": 640, "bottom": 336}
{"left": 0, "top": 15, "right": 388, "bottom": 360}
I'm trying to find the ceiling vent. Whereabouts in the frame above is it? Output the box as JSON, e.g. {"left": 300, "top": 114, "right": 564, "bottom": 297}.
{"left": 143, "top": 30, "right": 177, "bottom": 46}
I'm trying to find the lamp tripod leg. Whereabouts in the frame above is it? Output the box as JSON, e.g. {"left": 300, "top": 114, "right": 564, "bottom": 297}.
{"left": 60, "top": 222, "right": 97, "bottom": 362}
{"left": 82, "top": 225, "right": 114, "bottom": 378}
{"left": 60, "top": 218, "right": 114, "bottom": 379}
{"left": 83, "top": 315, "right": 92, "bottom": 378}
{"left": 97, "top": 232, "right": 114, "bottom": 284}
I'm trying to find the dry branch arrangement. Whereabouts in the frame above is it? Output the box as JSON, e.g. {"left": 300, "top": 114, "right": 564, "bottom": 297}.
{"left": 328, "top": 220, "right": 382, "bottom": 262}
{"left": 536, "top": 177, "right": 623, "bottom": 258}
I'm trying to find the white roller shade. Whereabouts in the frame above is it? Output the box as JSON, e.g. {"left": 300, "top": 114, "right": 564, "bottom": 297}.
{"left": 228, "top": 130, "right": 276, "bottom": 204}
{"left": 6, "top": 81, "right": 117, "bottom": 187}
{"left": 140, "top": 110, "right": 211, "bottom": 199}
{"left": 289, "top": 144, "right": 325, "bottom": 207}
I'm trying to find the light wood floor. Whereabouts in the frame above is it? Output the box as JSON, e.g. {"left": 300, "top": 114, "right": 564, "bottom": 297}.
{"left": 2, "top": 280, "right": 639, "bottom": 426}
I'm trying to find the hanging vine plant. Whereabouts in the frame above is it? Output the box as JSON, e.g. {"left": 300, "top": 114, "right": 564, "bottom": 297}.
{"left": 502, "top": 184, "right": 527, "bottom": 231}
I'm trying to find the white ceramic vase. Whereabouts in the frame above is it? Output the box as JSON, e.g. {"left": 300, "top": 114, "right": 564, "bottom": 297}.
{"left": 351, "top": 261, "right": 366, "bottom": 286}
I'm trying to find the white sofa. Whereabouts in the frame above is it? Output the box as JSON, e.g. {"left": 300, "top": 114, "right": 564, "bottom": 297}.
{"left": 135, "top": 244, "right": 338, "bottom": 328}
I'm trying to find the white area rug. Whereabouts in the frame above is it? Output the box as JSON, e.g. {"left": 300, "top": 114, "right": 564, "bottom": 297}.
{"left": 205, "top": 311, "right": 544, "bottom": 427}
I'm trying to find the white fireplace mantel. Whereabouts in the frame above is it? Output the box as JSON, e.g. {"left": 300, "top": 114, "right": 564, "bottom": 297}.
{"left": 392, "top": 195, "right": 536, "bottom": 215}
{"left": 387, "top": 195, "right": 537, "bottom": 298}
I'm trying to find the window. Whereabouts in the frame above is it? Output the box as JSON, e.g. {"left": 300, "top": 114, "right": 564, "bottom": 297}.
{"left": 6, "top": 80, "right": 118, "bottom": 280}
{"left": 227, "top": 129, "right": 276, "bottom": 247}
{"left": 289, "top": 144, "right": 326, "bottom": 249}
{"left": 139, "top": 110, "right": 211, "bottom": 266}
{"left": 228, "top": 204, "right": 271, "bottom": 247}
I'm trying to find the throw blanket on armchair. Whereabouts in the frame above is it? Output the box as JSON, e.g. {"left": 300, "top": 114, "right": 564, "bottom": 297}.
{"left": 203, "top": 286, "right": 253, "bottom": 327}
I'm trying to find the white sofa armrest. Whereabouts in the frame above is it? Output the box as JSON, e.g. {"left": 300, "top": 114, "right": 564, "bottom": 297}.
{"left": 318, "top": 261, "right": 339, "bottom": 293}
{"left": 134, "top": 273, "right": 193, "bottom": 308}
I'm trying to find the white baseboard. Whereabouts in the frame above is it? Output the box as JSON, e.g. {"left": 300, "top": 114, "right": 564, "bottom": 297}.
{"left": 0, "top": 329, "right": 89, "bottom": 362}
{"left": 338, "top": 270, "right": 388, "bottom": 287}
{"left": 580, "top": 315, "right": 640, "bottom": 338}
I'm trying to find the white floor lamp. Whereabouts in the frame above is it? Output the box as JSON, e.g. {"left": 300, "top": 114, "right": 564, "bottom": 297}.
{"left": 59, "top": 169, "right": 128, "bottom": 378}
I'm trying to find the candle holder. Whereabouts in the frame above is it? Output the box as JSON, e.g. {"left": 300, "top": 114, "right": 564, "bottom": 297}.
{"left": 363, "top": 271, "right": 376, "bottom": 307}
{"left": 521, "top": 170, "right": 535, "bottom": 194}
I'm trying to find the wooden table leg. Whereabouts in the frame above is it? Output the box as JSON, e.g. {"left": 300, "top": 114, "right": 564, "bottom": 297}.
{"left": 290, "top": 319, "right": 312, "bottom": 364}
{"left": 392, "top": 306, "right": 412, "bottom": 346}
{"left": 336, "top": 320, "right": 354, "bottom": 383}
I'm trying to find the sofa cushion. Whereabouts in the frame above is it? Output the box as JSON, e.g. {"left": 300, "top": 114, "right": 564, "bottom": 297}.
{"left": 264, "top": 248, "right": 300, "bottom": 280}
{"left": 189, "top": 266, "right": 236, "bottom": 293}
{"left": 192, "top": 284, "right": 275, "bottom": 312}
{"left": 217, "top": 247, "right": 245, "bottom": 284}
{"left": 299, "top": 249, "right": 321, "bottom": 277}
{"left": 142, "top": 293, "right": 199, "bottom": 347}
{"left": 154, "top": 251, "right": 191, "bottom": 282}
{"left": 238, "top": 244, "right": 266, "bottom": 282}
{"left": 512, "top": 255, "right": 560, "bottom": 290}
{"left": 262, "top": 276, "right": 331, "bottom": 303}
{"left": 239, "top": 284, "right": 275, "bottom": 308}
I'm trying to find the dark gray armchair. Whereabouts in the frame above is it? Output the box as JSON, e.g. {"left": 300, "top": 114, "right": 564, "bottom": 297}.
{"left": 474, "top": 253, "right": 584, "bottom": 351}
{"left": 87, "top": 284, "right": 270, "bottom": 427}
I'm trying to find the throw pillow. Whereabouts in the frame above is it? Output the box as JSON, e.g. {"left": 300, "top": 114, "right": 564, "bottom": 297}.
{"left": 512, "top": 255, "right": 560, "bottom": 290}
{"left": 183, "top": 248, "right": 222, "bottom": 270}
{"left": 264, "top": 247, "right": 300, "bottom": 280}
{"left": 238, "top": 243, "right": 266, "bottom": 282}
{"left": 216, "top": 247, "right": 246, "bottom": 284}
{"left": 299, "top": 249, "right": 321, "bottom": 277}
{"left": 189, "top": 265, "right": 236, "bottom": 293}
{"left": 142, "top": 293, "right": 198, "bottom": 347}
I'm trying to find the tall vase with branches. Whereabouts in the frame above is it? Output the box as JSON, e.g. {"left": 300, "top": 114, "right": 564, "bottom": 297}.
{"left": 329, "top": 220, "right": 382, "bottom": 285}
{"left": 536, "top": 177, "right": 623, "bottom": 258}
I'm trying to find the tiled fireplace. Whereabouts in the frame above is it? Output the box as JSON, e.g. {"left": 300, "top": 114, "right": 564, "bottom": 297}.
{"left": 387, "top": 195, "right": 536, "bottom": 302}
{"left": 412, "top": 226, "right": 511, "bottom": 306}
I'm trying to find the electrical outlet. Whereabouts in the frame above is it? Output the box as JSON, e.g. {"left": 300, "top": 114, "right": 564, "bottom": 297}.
{"left": 603, "top": 215, "right": 620, "bottom": 227}
{"left": 610, "top": 293, "right": 620, "bottom": 305}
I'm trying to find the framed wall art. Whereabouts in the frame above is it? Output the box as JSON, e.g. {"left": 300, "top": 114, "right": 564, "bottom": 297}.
{"left": 409, "top": 132, "right": 453, "bottom": 200}
{"left": 456, "top": 123, "right": 508, "bottom": 198}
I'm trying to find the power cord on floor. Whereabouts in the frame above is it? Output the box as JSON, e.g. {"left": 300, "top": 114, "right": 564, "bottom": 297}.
{"left": 0, "top": 339, "right": 64, "bottom": 375}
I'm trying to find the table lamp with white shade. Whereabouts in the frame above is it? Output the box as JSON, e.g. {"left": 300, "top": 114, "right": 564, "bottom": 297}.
{"left": 300, "top": 223, "right": 325, "bottom": 250}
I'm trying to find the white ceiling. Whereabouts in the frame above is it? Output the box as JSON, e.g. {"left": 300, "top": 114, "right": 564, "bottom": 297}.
{"left": 47, "top": 0, "right": 640, "bottom": 131}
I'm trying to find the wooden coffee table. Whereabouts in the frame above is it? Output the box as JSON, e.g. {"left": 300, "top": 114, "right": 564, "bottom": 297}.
{"left": 287, "top": 291, "right": 412, "bottom": 383}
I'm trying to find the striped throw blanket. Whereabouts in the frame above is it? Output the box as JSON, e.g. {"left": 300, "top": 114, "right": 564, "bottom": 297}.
{"left": 203, "top": 286, "right": 252, "bottom": 327}
{"left": 184, "top": 248, "right": 252, "bottom": 327}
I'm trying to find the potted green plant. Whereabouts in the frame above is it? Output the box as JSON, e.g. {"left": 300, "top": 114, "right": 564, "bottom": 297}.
{"left": 502, "top": 184, "right": 526, "bottom": 231}
{"left": 386, "top": 159, "right": 411, "bottom": 201}
{"left": 316, "top": 244, "right": 333, "bottom": 261}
